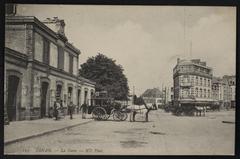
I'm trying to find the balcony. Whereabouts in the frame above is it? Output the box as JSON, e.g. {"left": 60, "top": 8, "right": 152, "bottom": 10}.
{"left": 180, "top": 82, "right": 193, "bottom": 87}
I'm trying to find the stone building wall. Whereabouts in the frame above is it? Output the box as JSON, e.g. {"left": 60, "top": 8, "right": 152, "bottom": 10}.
{"left": 5, "top": 24, "right": 27, "bottom": 54}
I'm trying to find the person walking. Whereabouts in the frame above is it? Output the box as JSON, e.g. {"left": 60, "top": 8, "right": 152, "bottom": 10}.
{"left": 68, "top": 101, "right": 74, "bottom": 119}
{"left": 80, "top": 103, "right": 88, "bottom": 119}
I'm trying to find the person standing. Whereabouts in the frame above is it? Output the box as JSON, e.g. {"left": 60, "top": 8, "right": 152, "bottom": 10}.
{"left": 54, "top": 101, "right": 60, "bottom": 120}
{"left": 80, "top": 103, "right": 88, "bottom": 119}
{"left": 68, "top": 101, "right": 74, "bottom": 119}
{"left": 60, "top": 100, "right": 65, "bottom": 117}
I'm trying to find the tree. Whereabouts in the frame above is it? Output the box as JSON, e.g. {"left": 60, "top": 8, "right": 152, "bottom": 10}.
{"left": 79, "top": 53, "right": 129, "bottom": 100}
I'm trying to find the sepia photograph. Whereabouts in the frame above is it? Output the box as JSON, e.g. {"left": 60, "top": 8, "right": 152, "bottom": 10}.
{"left": 4, "top": 4, "right": 236, "bottom": 155}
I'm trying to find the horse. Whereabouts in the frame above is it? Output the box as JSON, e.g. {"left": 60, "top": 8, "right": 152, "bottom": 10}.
{"left": 127, "top": 103, "right": 156, "bottom": 122}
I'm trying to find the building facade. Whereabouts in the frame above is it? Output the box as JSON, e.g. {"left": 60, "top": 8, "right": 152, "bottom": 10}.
{"left": 212, "top": 77, "right": 224, "bottom": 108}
{"left": 141, "top": 88, "right": 164, "bottom": 108}
{"left": 173, "top": 58, "right": 213, "bottom": 108}
{"left": 222, "top": 75, "right": 236, "bottom": 108}
{"left": 211, "top": 75, "right": 236, "bottom": 109}
{"left": 4, "top": 8, "right": 95, "bottom": 122}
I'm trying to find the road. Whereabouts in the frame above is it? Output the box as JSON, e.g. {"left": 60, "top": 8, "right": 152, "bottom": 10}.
{"left": 4, "top": 109, "right": 235, "bottom": 155}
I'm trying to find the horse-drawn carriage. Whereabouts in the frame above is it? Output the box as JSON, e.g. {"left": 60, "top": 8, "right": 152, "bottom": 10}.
{"left": 87, "top": 97, "right": 129, "bottom": 121}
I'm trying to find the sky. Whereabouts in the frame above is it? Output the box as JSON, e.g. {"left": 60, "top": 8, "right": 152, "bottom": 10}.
{"left": 16, "top": 5, "right": 236, "bottom": 95}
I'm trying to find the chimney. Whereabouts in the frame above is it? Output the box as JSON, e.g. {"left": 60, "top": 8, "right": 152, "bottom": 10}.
{"left": 5, "top": 4, "right": 17, "bottom": 16}
{"left": 42, "top": 17, "right": 66, "bottom": 38}
{"left": 177, "top": 58, "right": 180, "bottom": 64}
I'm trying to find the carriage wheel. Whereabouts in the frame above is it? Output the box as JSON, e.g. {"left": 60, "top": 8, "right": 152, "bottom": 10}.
{"left": 113, "top": 110, "right": 124, "bottom": 121}
{"left": 104, "top": 113, "right": 110, "bottom": 120}
{"left": 121, "top": 112, "right": 128, "bottom": 121}
{"left": 92, "top": 107, "right": 107, "bottom": 120}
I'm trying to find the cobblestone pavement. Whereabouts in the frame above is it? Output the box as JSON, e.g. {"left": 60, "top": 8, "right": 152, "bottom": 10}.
{"left": 4, "top": 110, "right": 235, "bottom": 155}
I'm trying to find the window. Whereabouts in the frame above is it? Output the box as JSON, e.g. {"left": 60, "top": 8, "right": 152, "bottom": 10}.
{"left": 200, "top": 88, "right": 202, "bottom": 98}
{"left": 196, "top": 88, "right": 198, "bottom": 97}
{"left": 204, "top": 78, "right": 206, "bottom": 86}
{"left": 34, "top": 33, "right": 43, "bottom": 62}
{"left": 43, "top": 38, "right": 50, "bottom": 64}
{"left": 69, "top": 55, "right": 73, "bottom": 74}
{"left": 190, "top": 88, "right": 194, "bottom": 95}
{"left": 57, "top": 46, "right": 64, "bottom": 70}
{"left": 200, "top": 78, "right": 202, "bottom": 86}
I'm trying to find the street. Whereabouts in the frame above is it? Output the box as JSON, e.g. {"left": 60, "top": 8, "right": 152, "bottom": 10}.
{"left": 4, "top": 110, "right": 235, "bottom": 155}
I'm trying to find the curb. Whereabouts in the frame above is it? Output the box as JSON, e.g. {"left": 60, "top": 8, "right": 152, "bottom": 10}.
{"left": 4, "top": 120, "right": 93, "bottom": 145}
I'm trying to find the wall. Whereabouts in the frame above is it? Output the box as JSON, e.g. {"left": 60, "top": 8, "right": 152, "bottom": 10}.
{"left": 73, "top": 57, "right": 78, "bottom": 76}
{"left": 5, "top": 24, "right": 27, "bottom": 54}
{"left": 64, "top": 51, "right": 69, "bottom": 73}
{"left": 49, "top": 42, "right": 58, "bottom": 68}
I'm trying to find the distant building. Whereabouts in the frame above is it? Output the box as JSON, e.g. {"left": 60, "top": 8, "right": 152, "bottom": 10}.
{"left": 173, "top": 58, "right": 213, "bottom": 108}
{"left": 222, "top": 75, "right": 236, "bottom": 108}
{"left": 141, "top": 88, "right": 164, "bottom": 108}
{"left": 212, "top": 77, "right": 224, "bottom": 108}
{"left": 165, "top": 86, "right": 174, "bottom": 105}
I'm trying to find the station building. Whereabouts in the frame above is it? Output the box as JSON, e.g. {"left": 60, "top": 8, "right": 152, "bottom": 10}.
{"left": 4, "top": 5, "right": 95, "bottom": 122}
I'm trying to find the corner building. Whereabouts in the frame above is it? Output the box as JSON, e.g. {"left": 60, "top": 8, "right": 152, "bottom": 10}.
{"left": 173, "top": 58, "right": 213, "bottom": 109}
{"left": 4, "top": 13, "right": 95, "bottom": 121}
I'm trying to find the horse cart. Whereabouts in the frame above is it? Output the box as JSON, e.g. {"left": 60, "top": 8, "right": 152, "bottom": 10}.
{"left": 87, "top": 97, "right": 129, "bottom": 121}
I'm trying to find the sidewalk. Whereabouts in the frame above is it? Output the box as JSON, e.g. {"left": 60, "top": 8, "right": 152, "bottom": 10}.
{"left": 4, "top": 114, "right": 93, "bottom": 145}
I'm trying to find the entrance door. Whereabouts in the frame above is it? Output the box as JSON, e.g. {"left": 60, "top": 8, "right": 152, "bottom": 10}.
{"left": 7, "top": 75, "right": 20, "bottom": 121}
{"left": 40, "top": 82, "right": 49, "bottom": 118}
{"left": 68, "top": 87, "right": 73, "bottom": 103}
{"left": 77, "top": 89, "right": 81, "bottom": 106}
{"left": 84, "top": 90, "right": 88, "bottom": 104}
{"left": 56, "top": 84, "right": 62, "bottom": 102}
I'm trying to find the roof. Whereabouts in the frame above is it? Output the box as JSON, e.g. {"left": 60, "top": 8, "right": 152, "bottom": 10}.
{"left": 141, "top": 88, "right": 163, "bottom": 98}
{"left": 78, "top": 76, "right": 96, "bottom": 85}
{"left": 5, "top": 16, "right": 81, "bottom": 55}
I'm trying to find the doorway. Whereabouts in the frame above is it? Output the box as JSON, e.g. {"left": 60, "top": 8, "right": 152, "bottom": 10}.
{"left": 7, "top": 75, "right": 20, "bottom": 121}
{"left": 68, "top": 87, "right": 73, "bottom": 103}
{"left": 77, "top": 89, "right": 81, "bottom": 106}
{"left": 40, "top": 82, "right": 49, "bottom": 118}
{"left": 56, "top": 84, "right": 62, "bottom": 102}
{"left": 84, "top": 90, "right": 88, "bottom": 104}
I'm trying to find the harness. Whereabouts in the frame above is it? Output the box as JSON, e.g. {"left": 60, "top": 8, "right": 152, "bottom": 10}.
{"left": 133, "top": 105, "right": 147, "bottom": 114}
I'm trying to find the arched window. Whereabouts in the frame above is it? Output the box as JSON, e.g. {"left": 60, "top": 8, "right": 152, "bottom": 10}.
{"left": 196, "top": 76, "right": 198, "bottom": 85}
{"left": 200, "top": 88, "right": 202, "bottom": 98}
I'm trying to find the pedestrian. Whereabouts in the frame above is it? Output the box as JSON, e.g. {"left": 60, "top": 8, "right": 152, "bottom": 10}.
{"left": 80, "top": 103, "right": 88, "bottom": 119}
{"left": 60, "top": 100, "right": 65, "bottom": 117}
{"left": 76, "top": 104, "right": 80, "bottom": 114}
{"left": 53, "top": 101, "right": 60, "bottom": 120}
{"left": 68, "top": 101, "right": 74, "bottom": 119}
